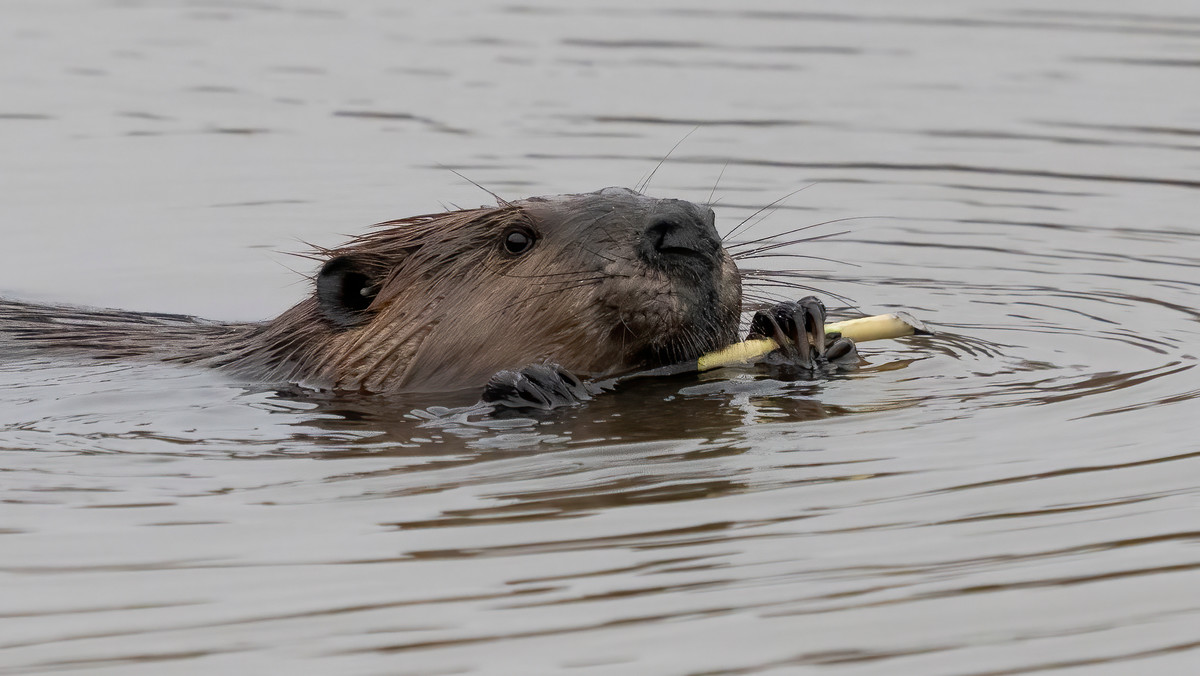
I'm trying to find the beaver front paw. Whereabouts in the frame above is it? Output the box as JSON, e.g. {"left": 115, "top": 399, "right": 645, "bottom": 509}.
{"left": 747, "top": 297, "right": 859, "bottom": 372}
{"left": 482, "top": 363, "right": 593, "bottom": 411}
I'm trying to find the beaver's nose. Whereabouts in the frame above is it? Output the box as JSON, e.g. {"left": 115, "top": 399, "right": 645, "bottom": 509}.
{"left": 639, "top": 202, "right": 721, "bottom": 269}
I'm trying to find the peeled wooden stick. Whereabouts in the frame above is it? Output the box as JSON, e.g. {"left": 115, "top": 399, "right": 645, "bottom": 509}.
{"left": 695, "top": 312, "right": 929, "bottom": 372}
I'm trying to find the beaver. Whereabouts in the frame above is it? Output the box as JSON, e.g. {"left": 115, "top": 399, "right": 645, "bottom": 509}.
{"left": 0, "top": 187, "right": 856, "bottom": 407}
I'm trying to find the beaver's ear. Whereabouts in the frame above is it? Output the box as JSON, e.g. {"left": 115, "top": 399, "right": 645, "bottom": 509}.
{"left": 316, "top": 255, "right": 382, "bottom": 329}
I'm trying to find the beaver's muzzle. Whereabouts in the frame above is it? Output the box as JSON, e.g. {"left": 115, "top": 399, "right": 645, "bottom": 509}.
{"left": 637, "top": 199, "right": 722, "bottom": 275}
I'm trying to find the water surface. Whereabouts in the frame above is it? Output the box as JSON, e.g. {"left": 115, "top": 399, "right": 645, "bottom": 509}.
{"left": 2, "top": 1, "right": 1198, "bottom": 674}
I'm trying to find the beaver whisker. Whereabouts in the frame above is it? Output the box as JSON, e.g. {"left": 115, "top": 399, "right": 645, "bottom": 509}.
{"left": 739, "top": 291, "right": 855, "bottom": 317}
{"left": 729, "top": 233, "right": 844, "bottom": 256}
{"left": 721, "top": 185, "right": 815, "bottom": 243}
{"left": 726, "top": 216, "right": 875, "bottom": 251}
{"left": 741, "top": 294, "right": 822, "bottom": 316}
{"left": 706, "top": 163, "right": 729, "bottom": 208}
{"left": 740, "top": 271, "right": 830, "bottom": 287}
{"left": 741, "top": 291, "right": 789, "bottom": 307}
{"left": 724, "top": 221, "right": 831, "bottom": 251}
{"left": 731, "top": 231, "right": 850, "bottom": 260}
{"left": 636, "top": 126, "right": 698, "bottom": 195}
{"left": 739, "top": 282, "right": 835, "bottom": 300}
{"left": 734, "top": 251, "right": 853, "bottom": 267}
{"left": 445, "top": 167, "right": 513, "bottom": 208}
{"left": 740, "top": 268, "right": 840, "bottom": 282}
{"left": 729, "top": 234, "right": 854, "bottom": 262}
{"left": 740, "top": 278, "right": 856, "bottom": 306}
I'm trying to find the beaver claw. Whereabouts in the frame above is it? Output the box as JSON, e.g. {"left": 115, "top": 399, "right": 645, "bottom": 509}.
{"left": 482, "top": 363, "right": 593, "bottom": 411}
{"left": 747, "top": 296, "right": 859, "bottom": 373}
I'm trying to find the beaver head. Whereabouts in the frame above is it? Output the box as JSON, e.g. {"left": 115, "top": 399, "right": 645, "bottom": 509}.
{"left": 232, "top": 187, "right": 743, "bottom": 392}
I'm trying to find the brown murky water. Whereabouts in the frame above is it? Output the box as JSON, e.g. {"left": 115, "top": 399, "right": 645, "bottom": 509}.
{"left": 2, "top": 2, "right": 1199, "bottom": 674}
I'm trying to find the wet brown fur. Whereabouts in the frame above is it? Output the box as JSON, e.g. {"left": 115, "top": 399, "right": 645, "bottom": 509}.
{"left": 1, "top": 188, "right": 744, "bottom": 393}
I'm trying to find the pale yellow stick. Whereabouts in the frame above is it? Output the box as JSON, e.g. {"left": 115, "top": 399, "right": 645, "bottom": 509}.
{"left": 696, "top": 312, "right": 928, "bottom": 372}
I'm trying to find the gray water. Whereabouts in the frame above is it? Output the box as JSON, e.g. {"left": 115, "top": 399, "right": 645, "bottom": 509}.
{"left": 2, "top": 1, "right": 1199, "bottom": 674}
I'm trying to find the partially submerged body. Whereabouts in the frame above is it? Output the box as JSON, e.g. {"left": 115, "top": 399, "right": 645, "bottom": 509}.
{"left": 0, "top": 187, "right": 855, "bottom": 405}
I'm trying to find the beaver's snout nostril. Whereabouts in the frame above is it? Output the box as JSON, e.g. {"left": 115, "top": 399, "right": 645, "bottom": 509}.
{"left": 639, "top": 205, "right": 720, "bottom": 271}
{"left": 646, "top": 218, "right": 708, "bottom": 259}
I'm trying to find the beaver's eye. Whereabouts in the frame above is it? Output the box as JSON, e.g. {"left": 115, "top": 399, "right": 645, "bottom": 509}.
{"left": 503, "top": 227, "right": 536, "bottom": 255}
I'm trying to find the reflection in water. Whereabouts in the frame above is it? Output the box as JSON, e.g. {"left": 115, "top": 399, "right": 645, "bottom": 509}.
{"left": 2, "top": 0, "right": 1200, "bottom": 674}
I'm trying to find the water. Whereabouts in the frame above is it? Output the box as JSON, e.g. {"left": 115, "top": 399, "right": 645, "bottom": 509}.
{"left": 2, "top": 1, "right": 1199, "bottom": 674}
